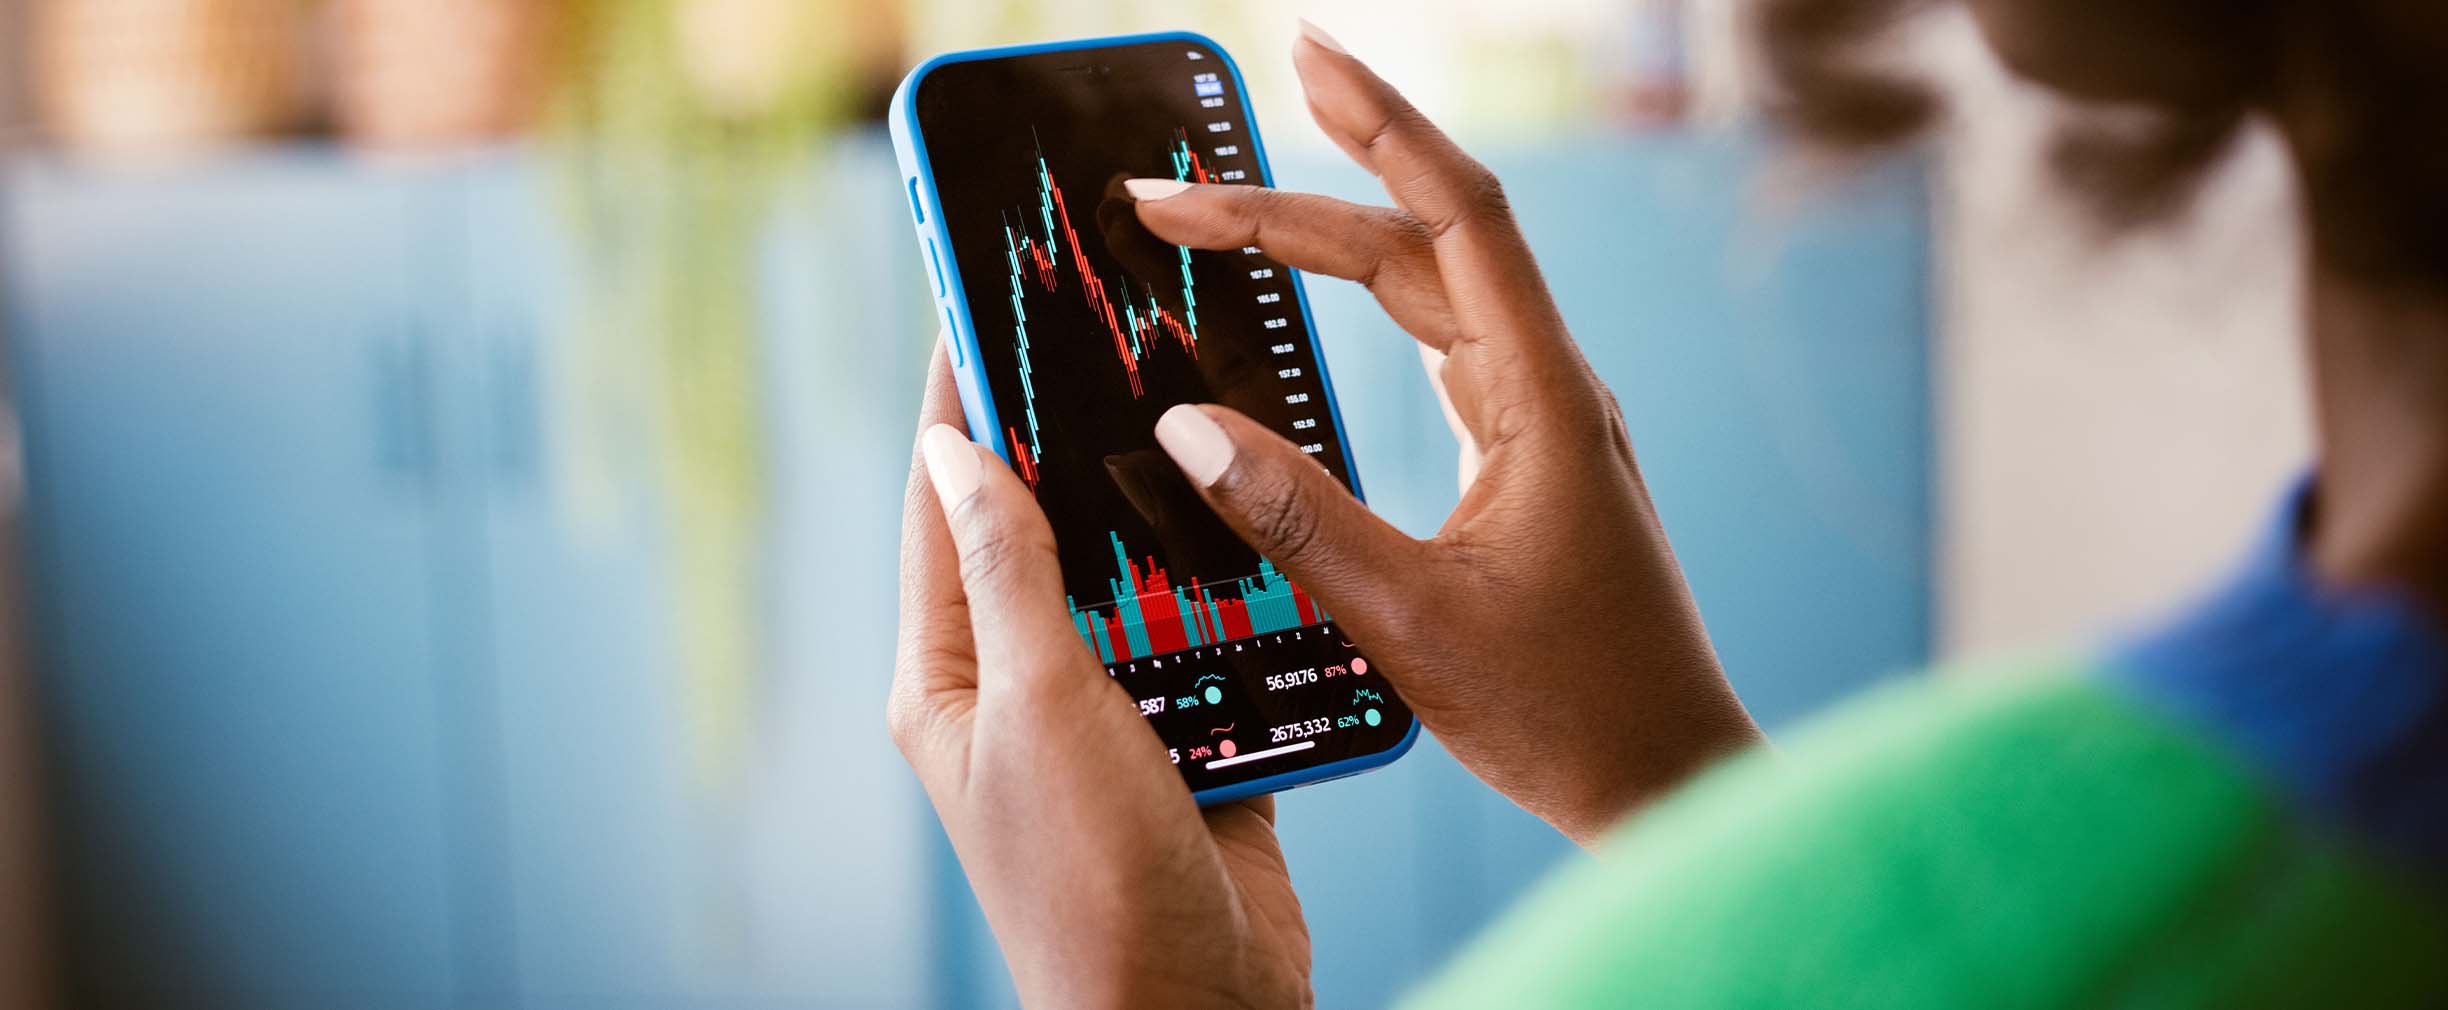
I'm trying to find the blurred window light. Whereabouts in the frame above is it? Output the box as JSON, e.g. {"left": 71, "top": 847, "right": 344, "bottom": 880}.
{"left": 904, "top": 0, "right": 1736, "bottom": 144}
{"left": 30, "top": 0, "right": 309, "bottom": 154}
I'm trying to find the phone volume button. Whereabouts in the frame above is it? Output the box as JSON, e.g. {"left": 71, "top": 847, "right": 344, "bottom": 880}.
{"left": 926, "top": 238, "right": 947, "bottom": 299}
{"left": 943, "top": 309, "right": 965, "bottom": 367}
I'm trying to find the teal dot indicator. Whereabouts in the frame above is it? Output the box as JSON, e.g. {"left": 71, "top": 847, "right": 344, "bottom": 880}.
{"left": 1363, "top": 707, "right": 1382, "bottom": 727}
{"left": 1203, "top": 685, "right": 1223, "bottom": 705}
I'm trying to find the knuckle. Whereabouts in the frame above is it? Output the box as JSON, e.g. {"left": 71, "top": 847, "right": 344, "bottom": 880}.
{"left": 1234, "top": 468, "right": 1327, "bottom": 564}
{"left": 1577, "top": 360, "right": 1633, "bottom": 433}
{"left": 1240, "top": 184, "right": 1289, "bottom": 217}
{"left": 1388, "top": 211, "right": 1437, "bottom": 253}
{"left": 1476, "top": 393, "right": 1544, "bottom": 457}
{"left": 1553, "top": 384, "right": 1631, "bottom": 456}
{"left": 1234, "top": 187, "right": 1289, "bottom": 243}
{"left": 1594, "top": 389, "right": 1637, "bottom": 458}
{"left": 1431, "top": 166, "right": 1513, "bottom": 239}
{"left": 1463, "top": 165, "right": 1510, "bottom": 215}
{"left": 884, "top": 689, "right": 929, "bottom": 754}
{"left": 1592, "top": 383, "right": 1629, "bottom": 434}
{"left": 953, "top": 531, "right": 1021, "bottom": 588}
{"left": 952, "top": 515, "right": 1054, "bottom": 590}
{"left": 1358, "top": 106, "right": 1412, "bottom": 159}
{"left": 885, "top": 640, "right": 970, "bottom": 752}
{"left": 1354, "top": 209, "right": 1434, "bottom": 292}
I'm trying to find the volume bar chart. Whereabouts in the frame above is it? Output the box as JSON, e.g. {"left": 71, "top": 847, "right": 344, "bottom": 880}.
{"left": 1070, "top": 531, "right": 1328, "bottom": 664}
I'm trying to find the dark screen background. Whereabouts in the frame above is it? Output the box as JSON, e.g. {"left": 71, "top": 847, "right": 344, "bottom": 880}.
{"left": 913, "top": 39, "right": 1411, "bottom": 794}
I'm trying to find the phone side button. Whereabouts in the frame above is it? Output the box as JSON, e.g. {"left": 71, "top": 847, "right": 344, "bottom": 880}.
{"left": 907, "top": 177, "right": 926, "bottom": 224}
{"left": 926, "top": 238, "right": 947, "bottom": 298}
{"left": 943, "top": 309, "right": 965, "bottom": 367}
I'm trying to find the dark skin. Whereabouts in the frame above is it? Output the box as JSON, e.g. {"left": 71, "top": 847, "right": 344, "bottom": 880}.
{"left": 892, "top": 8, "right": 2448, "bottom": 1008}
{"left": 2307, "top": 283, "right": 2448, "bottom": 613}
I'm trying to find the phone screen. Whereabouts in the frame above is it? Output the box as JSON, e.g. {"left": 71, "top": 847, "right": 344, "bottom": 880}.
{"left": 913, "top": 38, "right": 1414, "bottom": 795}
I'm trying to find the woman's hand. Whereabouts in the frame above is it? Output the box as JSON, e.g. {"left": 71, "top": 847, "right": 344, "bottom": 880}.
{"left": 1130, "top": 24, "right": 1763, "bottom": 846}
{"left": 890, "top": 345, "right": 1311, "bottom": 1010}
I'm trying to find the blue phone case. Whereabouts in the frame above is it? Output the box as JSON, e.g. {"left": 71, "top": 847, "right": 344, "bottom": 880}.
{"left": 889, "top": 31, "right": 1419, "bottom": 805}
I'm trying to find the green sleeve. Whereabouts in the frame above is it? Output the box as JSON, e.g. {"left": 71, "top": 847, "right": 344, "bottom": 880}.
{"left": 1399, "top": 664, "right": 2448, "bottom": 1009}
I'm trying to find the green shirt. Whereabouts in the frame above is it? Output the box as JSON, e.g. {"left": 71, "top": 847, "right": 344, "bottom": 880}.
{"left": 1403, "top": 666, "right": 2448, "bottom": 1008}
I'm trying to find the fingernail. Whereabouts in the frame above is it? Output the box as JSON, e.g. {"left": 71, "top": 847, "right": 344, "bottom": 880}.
{"left": 1155, "top": 404, "right": 1236, "bottom": 487}
{"left": 1297, "top": 18, "right": 1348, "bottom": 55}
{"left": 1124, "top": 177, "right": 1192, "bottom": 202}
{"left": 922, "top": 424, "right": 984, "bottom": 509}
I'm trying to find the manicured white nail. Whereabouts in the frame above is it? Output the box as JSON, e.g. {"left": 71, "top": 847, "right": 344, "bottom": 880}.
{"left": 921, "top": 424, "right": 984, "bottom": 509}
{"left": 1155, "top": 404, "right": 1237, "bottom": 487}
{"left": 1297, "top": 18, "right": 1348, "bottom": 55}
{"left": 1124, "top": 177, "right": 1193, "bottom": 202}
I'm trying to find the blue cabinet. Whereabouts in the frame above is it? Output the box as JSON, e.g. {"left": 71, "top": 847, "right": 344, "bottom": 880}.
{"left": 450, "top": 158, "right": 698, "bottom": 1006}
{"left": 3, "top": 147, "right": 948, "bottom": 1009}
{"left": 5, "top": 157, "right": 467, "bottom": 1007}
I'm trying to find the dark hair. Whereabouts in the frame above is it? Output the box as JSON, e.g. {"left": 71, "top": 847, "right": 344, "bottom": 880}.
{"left": 1755, "top": 0, "right": 2448, "bottom": 287}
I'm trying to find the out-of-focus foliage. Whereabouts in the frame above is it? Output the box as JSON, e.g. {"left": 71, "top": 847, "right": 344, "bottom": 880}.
{"left": 549, "top": 0, "right": 879, "bottom": 790}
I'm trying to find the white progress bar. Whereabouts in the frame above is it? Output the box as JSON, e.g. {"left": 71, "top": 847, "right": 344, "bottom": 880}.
{"left": 1206, "top": 740, "right": 1315, "bottom": 771}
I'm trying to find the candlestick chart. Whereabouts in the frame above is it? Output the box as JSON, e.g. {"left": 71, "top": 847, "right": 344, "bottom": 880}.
{"left": 999, "top": 131, "right": 1208, "bottom": 488}
{"left": 1069, "top": 532, "right": 1329, "bottom": 664}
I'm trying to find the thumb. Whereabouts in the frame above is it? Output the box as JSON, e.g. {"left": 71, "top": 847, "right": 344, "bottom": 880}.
{"left": 919, "top": 424, "right": 1108, "bottom": 711}
{"left": 1153, "top": 404, "right": 1428, "bottom": 616}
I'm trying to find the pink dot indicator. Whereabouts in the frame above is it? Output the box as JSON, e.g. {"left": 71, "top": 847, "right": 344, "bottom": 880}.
{"left": 1218, "top": 739, "right": 1238, "bottom": 758}
{"left": 1351, "top": 658, "right": 1369, "bottom": 676}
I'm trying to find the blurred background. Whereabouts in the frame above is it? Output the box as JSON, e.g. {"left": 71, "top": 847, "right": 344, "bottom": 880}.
{"left": 0, "top": 1, "right": 2309, "bottom": 1008}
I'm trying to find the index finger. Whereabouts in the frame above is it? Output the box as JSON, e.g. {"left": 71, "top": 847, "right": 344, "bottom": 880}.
{"left": 1130, "top": 184, "right": 1461, "bottom": 350}
{"left": 1291, "top": 25, "right": 1571, "bottom": 357}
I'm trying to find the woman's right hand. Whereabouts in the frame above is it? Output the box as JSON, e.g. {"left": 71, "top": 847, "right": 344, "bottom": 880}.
{"left": 1131, "top": 23, "right": 1762, "bottom": 846}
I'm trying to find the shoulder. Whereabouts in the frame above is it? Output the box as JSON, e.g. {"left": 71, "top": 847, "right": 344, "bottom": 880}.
{"left": 1404, "top": 660, "right": 2448, "bottom": 1010}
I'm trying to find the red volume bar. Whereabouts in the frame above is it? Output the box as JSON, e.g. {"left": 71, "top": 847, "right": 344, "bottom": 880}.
{"left": 1069, "top": 531, "right": 1326, "bottom": 664}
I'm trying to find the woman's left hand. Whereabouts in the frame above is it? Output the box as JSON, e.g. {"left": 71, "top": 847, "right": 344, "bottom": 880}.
{"left": 890, "top": 341, "right": 1312, "bottom": 1010}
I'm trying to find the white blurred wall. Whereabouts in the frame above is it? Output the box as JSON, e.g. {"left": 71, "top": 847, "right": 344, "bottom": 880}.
{"left": 1923, "top": 15, "right": 2315, "bottom": 657}
{"left": 1689, "top": 1, "right": 2313, "bottom": 657}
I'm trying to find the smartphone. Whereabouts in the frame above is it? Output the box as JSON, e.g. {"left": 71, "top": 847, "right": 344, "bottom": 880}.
{"left": 890, "top": 32, "right": 1418, "bottom": 805}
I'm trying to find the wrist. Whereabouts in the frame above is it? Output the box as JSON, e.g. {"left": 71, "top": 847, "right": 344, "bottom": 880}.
{"left": 1562, "top": 698, "right": 1764, "bottom": 846}
{"left": 1024, "top": 970, "right": 1306, "bottom": 1010}
{"left": 1006, "top": 931, "right": 1309, "bottom": 1010}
